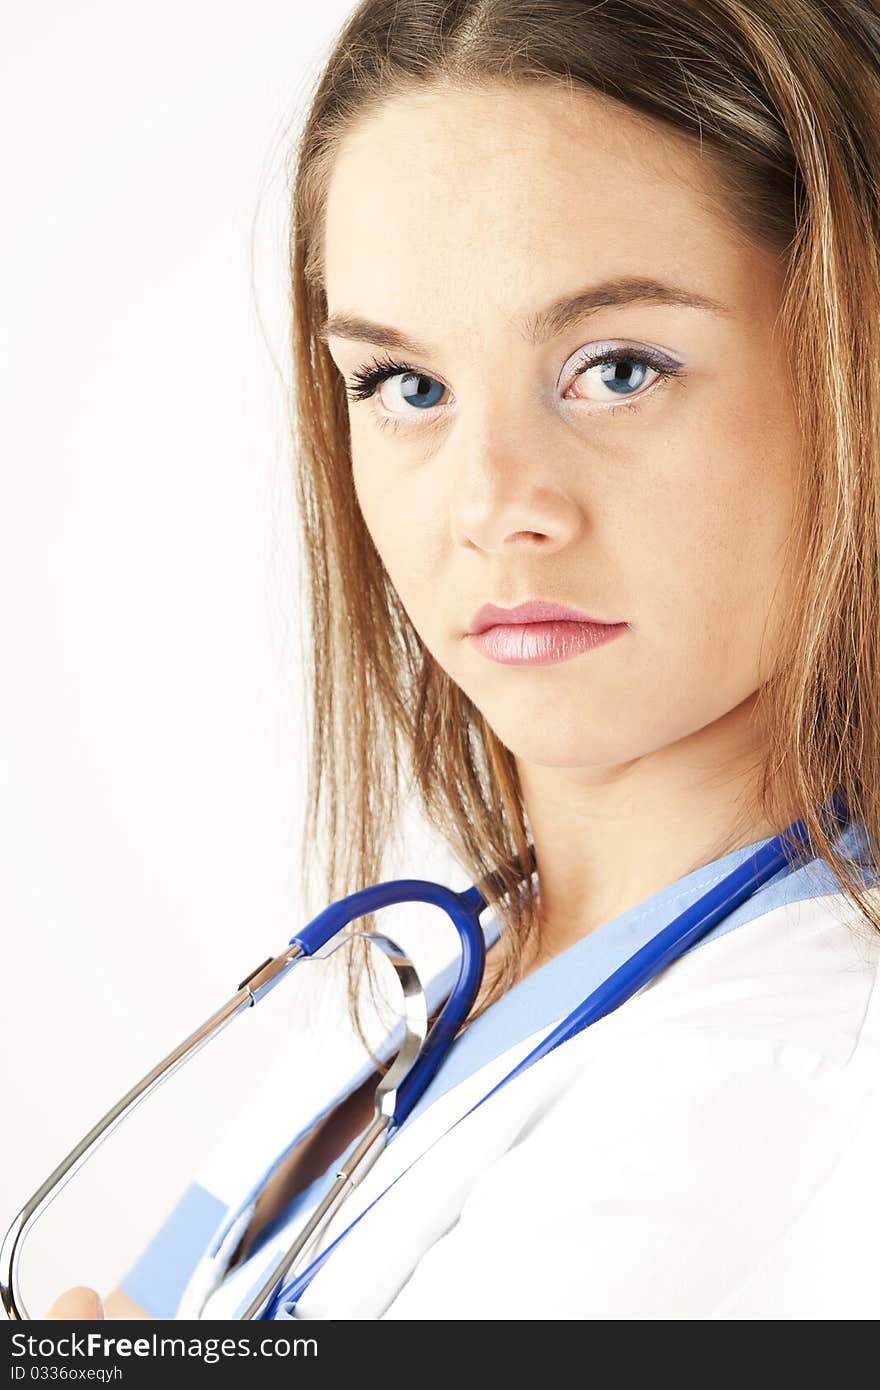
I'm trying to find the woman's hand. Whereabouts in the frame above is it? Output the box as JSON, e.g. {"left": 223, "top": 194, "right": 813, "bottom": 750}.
{"left": 44, "top": 1287, "right": 151, "bottom": 1319}
{"left": 46, "top": 1287, "right": 104, "bottom": 1319}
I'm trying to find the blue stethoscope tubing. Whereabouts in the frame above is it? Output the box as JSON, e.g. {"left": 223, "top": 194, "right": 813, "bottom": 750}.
{"left": 260, "top": 790, "right": 849, "bottom": 1317}
{"left": 290, "top": 876, "right": 490, "bottom": 1129}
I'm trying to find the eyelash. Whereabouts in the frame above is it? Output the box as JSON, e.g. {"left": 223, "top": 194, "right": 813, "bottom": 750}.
{"left": 344, "top": 345, "right": 684, "bottom": 430}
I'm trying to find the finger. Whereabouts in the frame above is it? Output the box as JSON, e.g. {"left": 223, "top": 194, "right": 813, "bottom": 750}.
{"left": 46, "top": 1286, "right": 105, "bottom": 1320}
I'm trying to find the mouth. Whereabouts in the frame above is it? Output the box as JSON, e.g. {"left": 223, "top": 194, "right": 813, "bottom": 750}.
{"left": 465, "top": 599, "right": 628, "bottom": 666}
{"left": 466, "top": 599, "right": 620, "bottom": 634}
{"left": 466, "top": 617, "right": 629, "bottom": 666}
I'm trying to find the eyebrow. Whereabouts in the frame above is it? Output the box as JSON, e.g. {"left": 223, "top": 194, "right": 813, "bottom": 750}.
{"left": 318, "top": 275, "right": 732, "bottom": 354}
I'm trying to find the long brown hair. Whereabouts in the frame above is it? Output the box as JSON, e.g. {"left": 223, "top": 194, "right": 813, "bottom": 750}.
{"left": 282, "top": 0, "right": 880, "bottom": 1053}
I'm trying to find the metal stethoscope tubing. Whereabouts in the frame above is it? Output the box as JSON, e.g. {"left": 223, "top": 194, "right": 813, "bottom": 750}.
{"left": 2, "top": 796, "right": 847, "bottom": 1321}
{"left": 1, "top": 865, "right": 516, "bottom": 1320}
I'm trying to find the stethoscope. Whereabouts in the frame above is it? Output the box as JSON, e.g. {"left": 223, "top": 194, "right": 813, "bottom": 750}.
{"left": 0, "top": 791, "right": 848, "bottom": 1321}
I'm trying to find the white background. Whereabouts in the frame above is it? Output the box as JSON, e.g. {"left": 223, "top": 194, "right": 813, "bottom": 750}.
{"left": 0, "top": 1, "right": 463, "bottom": 1317}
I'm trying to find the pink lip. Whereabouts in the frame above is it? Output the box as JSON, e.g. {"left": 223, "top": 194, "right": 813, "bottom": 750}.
{"left": 467, "top": 600, "right": 619, "bottom": 634}
{"left": 466, "top": 601, "right": 628, "bottom": 667}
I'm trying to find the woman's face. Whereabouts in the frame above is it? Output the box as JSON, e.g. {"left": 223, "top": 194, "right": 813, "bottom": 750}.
{"left": 320, "top": 82, "right": 799, "bottom": 769}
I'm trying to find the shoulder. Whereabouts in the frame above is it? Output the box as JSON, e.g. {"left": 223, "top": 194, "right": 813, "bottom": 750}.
{"left": 381, "top": 889, "right": 880, "bottom": 1319}
{"left": 599, "top": 885, "right": 880, "bottom": 1066}
{"left": 514, "top": 885, "right": 880, "bottom": 1135}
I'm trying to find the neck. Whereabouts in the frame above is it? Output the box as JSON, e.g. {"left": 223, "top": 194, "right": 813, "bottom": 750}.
{"left": 516, "top": 692, "right": 784, "bottom": 972}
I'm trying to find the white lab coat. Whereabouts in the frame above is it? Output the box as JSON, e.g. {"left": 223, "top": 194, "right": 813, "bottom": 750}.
{"left": 188, "top": 886, "right": 880, "bottom": 1320}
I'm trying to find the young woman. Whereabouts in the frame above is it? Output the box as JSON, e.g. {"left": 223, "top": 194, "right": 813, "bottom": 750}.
{"left": 48, "top": 0, "right": 880, "bottom": 1320}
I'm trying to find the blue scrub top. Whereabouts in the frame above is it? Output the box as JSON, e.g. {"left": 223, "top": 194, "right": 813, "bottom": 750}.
{"left": 121, "top": 818, "right": 877, "bottom": 1319}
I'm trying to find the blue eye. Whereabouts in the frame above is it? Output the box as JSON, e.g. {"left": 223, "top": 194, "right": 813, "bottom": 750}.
{"left": 346, "top": 357, "right": 447, "bottom": 411}
{"left": 597, "top": 359, "right": 649, "bottom": 394}
{"left": 391, "top": 372, "right": 445, "bottom": 409}
{"left": 565, "top": 344, "right": 682, "bottom": 406}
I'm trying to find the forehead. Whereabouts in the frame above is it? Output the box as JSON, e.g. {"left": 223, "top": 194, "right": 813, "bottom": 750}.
{"left": 322, "top": 82, "right": 746, "bottom": 332}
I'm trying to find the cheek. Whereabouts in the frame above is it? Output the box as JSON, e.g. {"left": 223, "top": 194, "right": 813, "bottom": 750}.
{"left": 351, "top": 442, "right": 448, "bottom": 601}
{"left": 622, "top": 398, "right": 798, "bottom": 686}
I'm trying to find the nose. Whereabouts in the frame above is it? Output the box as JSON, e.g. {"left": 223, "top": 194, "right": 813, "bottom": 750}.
{"left": 449, "top": 413, "right": 582, "bottom": 555}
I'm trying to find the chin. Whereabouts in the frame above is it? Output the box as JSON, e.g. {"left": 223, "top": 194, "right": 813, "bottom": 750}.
{"left": 485, "top": 713, "right": 639, "bottom": 769}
